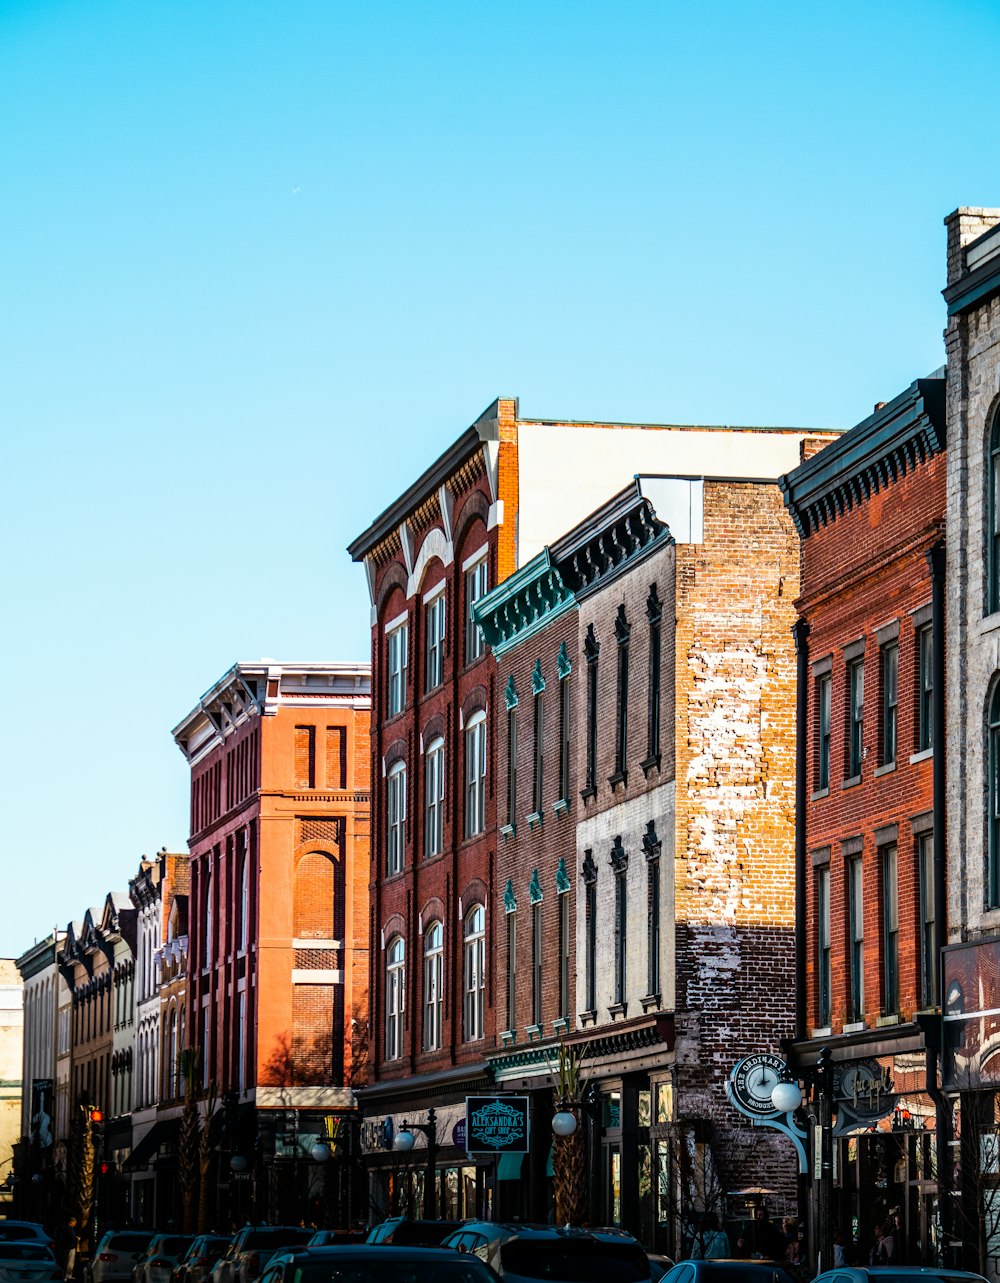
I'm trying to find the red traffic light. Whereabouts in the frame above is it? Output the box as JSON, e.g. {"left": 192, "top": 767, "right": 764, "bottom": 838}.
{"left": 99, "top": 1162, "right": 109, "bottom": 1176}
{"left": 89, "top": 1108, "right": 103, "bottom": 1124}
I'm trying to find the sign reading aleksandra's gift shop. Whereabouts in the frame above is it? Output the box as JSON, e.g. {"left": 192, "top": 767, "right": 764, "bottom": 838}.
{"left": 465, "top": 1096, "right": 530, "bottom": 1154}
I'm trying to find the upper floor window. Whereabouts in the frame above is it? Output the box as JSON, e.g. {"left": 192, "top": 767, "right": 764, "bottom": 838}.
{"left": 424, "top": 738, "right": 445, "bottom": 858}
{"left": 816, "top": 672, "right": 832, "bottom": 791}
{"left": 990, "top": 416, "right": 1000, "bottom": 614}
{"left": 239, "top": 845, "right": 250, "bottom": 954}
{"left": 464, "top": 712, "right": 487, "bottom": 838}
{"left": 558, "top": 664, "right": 571, "bottom": 803}
{"left": 506, "top": 910, "right": 517, "bottom": 1033}
{"left": 463, "top": 905, "right": 486, "bottom": 1042}
{"left": 531, "top": 898, "right": 543, "bottom": 1027}
{"left": 203, "top": 868, "right": 213, "bottom": 969}
{"left": 919, "top": 831, "right": 937, "bottom": 1006}
{"left": 583, "top": 625, "right": 600, "bottom": 798}
{"left": 385, "top": 936, "right": 405, "bottom": 1062}
{"left": 558, "top": 889, "right": 570, "bottom": 1020}
{"left": 880, "top": 642, "right": 898, "bottom": 768}
{"left": 847, "top": 656, "right": 865, "bottom": 779}
{"left": 465, "top": 553, "right": 488, "bottom": 665}
{"left": 611, "top": 838, "right": 628, "bottom": 1007}
{"left": 847, "top": 855, "right": 865, "bottom": 1021}
{"left": 424, "top": 591, "right": 446, "bottom": 693}
{"left": 387, "top": 619, "right": 408, "bottom": 718}
{"left": 583, "top": 851, "right": 597, "bottom": 1013}
{"left": 645, "top": 585, "right": 662, "bottom": 768}
{"left": 532, "top": 672, "right": 545, "bottom": 817}
{"left": 387, "top": 761, "right": 406, "bottom": 875}
{"left": 917, "top": 625, "right": 933, "bottom": 753}
{"left": 881, "top": 843, "right": 898, "bottom": 1015}
{"left": 422, "top": 922, "right": 443, "bottom": 1053}
{"left": 989, "top": 685, "right": 1000, "bottom": 910}
{"left": 817, "top": 863, "right": 831, "bottom": 1027}
{"left": 644, "top": 823, "right": 661, "bottom": 999}
{"left": 612, "top": 606, "right": 630, "bottom": 784}
{"left": 506, "top": 703, "right": 518, "bottom": 829}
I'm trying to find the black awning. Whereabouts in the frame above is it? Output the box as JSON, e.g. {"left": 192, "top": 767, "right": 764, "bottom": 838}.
{"left": 122, "top": 1118, "right": 180, "bottom": 1171}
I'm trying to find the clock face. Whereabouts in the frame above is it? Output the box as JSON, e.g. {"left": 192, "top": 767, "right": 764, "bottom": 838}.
{"left": 728, "top": 1054, "right": 786, "bottom": 1120}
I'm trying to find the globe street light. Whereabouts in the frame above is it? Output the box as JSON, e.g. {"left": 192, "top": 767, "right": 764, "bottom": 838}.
{"left": 390, "top": 1111, "right": 437, "bottom": 1219}
{"left": 310, "top": 1142, "right": 332, "bottom": 1164}
{"left": 770, "top": 1078, "right": 804, "bottom": 1115}
{"left": 551, "top": 1109, "right": 578, "bottom": 1137}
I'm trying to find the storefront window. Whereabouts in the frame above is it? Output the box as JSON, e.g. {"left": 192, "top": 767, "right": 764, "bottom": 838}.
{"left": 655, "top": 1080, "right": 674, "bottom": 1124}
{"left": 638, "top": 1089, "right": 652, "bottom": 1127}
{"left": 604, "top": 1091, "right": 621, "bottom": 1129}
{"left": 609, "top": 1147, "right": 622, "bottom": 1225}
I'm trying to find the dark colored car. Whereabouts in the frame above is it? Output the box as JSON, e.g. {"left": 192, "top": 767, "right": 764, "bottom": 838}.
{"left": 812, "top": 1271, "right": 989, "bottom": 1283}
{"left": 660, "top": 1264, "right": 797, "bottom": 1283}
{"left": 0, "top": 1242, "right": 61, "bottom": 1283}
{"left": 0, "top": 1226, "right": 52, "bottom": 1248}
{"left": 496, "top": 1227, "right": 651, "bottom": 1283}
{"left": 365, "top": 1221, "right": 463, "bottom": 1247}
{"left": 257, "top": 1246, "right": 496, "bottom": 1283}
{"left": 174, "top": 1237, "right": 232, "bottom": 1283}
{"left": 210, "top": 1229, "right": 315, "bottom": 1283}
{"left": 304, "top": 1233, "right": 368, "bottom": 1249}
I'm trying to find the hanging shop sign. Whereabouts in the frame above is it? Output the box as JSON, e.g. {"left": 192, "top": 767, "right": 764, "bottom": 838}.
{"left": 465, "top": 1095, "right": 530, "bottom": 1154}
{"left": 726, "top": 1053, "right": 785, "bottom": 1121}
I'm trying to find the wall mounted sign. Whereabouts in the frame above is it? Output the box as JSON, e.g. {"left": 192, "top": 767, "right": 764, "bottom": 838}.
{"left": 726, "top": 1054, "right": 785, "bottom": 1121}
{"left": 465, "top": 1096, "right": 529, "bottom": 1154}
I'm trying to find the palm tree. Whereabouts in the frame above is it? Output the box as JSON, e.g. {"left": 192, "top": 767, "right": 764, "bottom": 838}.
{"left": 197, "top": 1083, "right": 218, "bottom": 1234}
{"left": 177, "top": 1049, "right": 201, "bottom": 1233}
{"left": 69, "top": 1103, "right": 95, "bottom": 1257}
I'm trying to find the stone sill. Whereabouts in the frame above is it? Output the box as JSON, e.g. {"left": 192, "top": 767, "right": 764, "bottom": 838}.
{"left": 876, "top": 1014, "right": 900, "bottom": 1027}
{"left": 811, "top": 787, "right": 830, "bottom": 801}
{"left": 579, "top": 1009, "right": 598, "bottom": 1028}
{"left": 525, "top": 1024, "right": 543, "bottom": 1042}
{"left": 526, "top": 811, "right": 543, "bottom": 831}
{"left": 874, "top": 762, "right": 897, "bottom": 779}
{"left": 608, "top": 771, "right": 628, "bottom": 792}
{"left": 640, "top": 993, "right": 662, "bottom": 1013}
{"left": 552, "top": 798, "right": 570, "bottom": 817}
{"left": 810, "top": 1026, "right": 833, "bottom": 1039}
{"left": 608, "top": 1002, "right": 628, "bottom": 1021}
{"left": 552, "top": 1017, "right": 570, "bottom": 1035}
{"left": 640, "top": 754, "right": 661, "bottom": 779}
{"left": 580, "top": 785, "right": 597, "bottom": 804}
{"left": 499, "top": 1030, "right": 516, "bottom": 1047}
{"left": 500, "top": 823, "right": 516, "bottom": 841}
{"left": 910, "top": 747, "right": 934, "bottom": 765}
{"left": 842, "top": 1020, "right": 867, "bottom": 1033}
{"left": 842, "top": 775, "right": 862, "bottom": 790}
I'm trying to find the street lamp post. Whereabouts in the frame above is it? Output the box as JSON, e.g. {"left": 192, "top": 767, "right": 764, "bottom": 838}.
{"left": 392, "top": 1109, "right": 438, "bottom": 1220}
{"left": 770, "top": 1047, "right": 834, "bottom": 1273}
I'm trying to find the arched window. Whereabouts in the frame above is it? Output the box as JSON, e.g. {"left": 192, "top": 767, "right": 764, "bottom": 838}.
{"left": 463, "top": 905, "right": 486, "bottom": 1042}
{"left": 423, "top": 922, "right": 443, "bottom": 1052}
{"left": 990, "top": 417, "right": 1000, "bottom": 614}
{"left": 387, "top": 762, "right": 407, "bottom": 875}
{"left": 464, "top": 712, "right": 487, "bottom": 838}
{"left": 424, "top": 738, "right": 445, "bottom": 857}
{"left": 989, "top": 685, "right": 1000, "bottom": 909}
{"left": 203, "top": 867, "right": 213, "bottom": 969}
{"left": 240, "top": 851, "right": 250, "bottom": 953}
{"left": 385, "top": 936, "right": 405, "bottom": 1062}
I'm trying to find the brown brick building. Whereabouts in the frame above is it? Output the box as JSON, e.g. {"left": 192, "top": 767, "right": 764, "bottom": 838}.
{"left": 349, "top": 397, "right": 830, "bottom": 1226}
{"left": 172, "top": 660, "right": 371, "bottom": 1225}
{"left": 780, "top": 376, "right": 946, "bottom": 1265}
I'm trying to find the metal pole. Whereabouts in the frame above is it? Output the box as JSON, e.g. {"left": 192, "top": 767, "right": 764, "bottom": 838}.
{"left": 817, "top": 1048, "right": 833, "bottom": 1272}
{"left": 425, "top": 1109, "right": 437, "bottom": 1221}
{"left": 792, "top": 619, "right": 810, "bottom": 1042}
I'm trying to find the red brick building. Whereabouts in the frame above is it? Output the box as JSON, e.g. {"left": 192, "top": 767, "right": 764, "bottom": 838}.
{"left": 780, "top": 376, "right": 946, "bottom": 1264}
{"left": 172, "top": 660, "right": 371, "bottom": 1225}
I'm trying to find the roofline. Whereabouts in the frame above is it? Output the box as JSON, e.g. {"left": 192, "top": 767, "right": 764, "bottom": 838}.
{"left": 518, "top": 418, "right": 839, "bottom": 434}
{"left": 347, "top": 398, "right": 510, "bottom": 562}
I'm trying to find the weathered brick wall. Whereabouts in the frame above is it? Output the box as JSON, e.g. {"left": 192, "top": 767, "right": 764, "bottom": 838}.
{"left": 945, "top": 208, "right": 1000, "bottom": 945}
{"left": 800, "top": 451, "right": 944, "bottom": 1030}
{"left": 673, "top": 480, "right": 800, "bottom": 1199}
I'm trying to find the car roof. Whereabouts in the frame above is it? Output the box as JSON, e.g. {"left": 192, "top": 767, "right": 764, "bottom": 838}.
{"left": 274, "top": 1247, "right": 472, "bottom": 1259}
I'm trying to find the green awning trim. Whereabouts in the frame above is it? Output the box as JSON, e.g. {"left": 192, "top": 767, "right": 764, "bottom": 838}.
{"left": 497, "top": 1151, "right": 525, "bottom": 1181}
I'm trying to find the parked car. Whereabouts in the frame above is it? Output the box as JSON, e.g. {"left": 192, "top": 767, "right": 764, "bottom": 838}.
{"left": 133, "top": 1236, "right": 194, "bottom": 1283}
{"left": 0, "top": 1225, "right": 52, "bottom": 1248}
{"left": 492, "top": 1226, "right": 652, "bottom": 1283}
{"left": 174, "top": 1237, "right": 231, "bottom": 1283}
{"left": 257, "top": 1246, "right": 496, "bottom": 1283}
{"left": 365, "top": 1219, "right": 462, "bottom": 1247}
{"left": 659, "top": 1264, "right": 797, "bottom": 1283}
{"left": 86, "top": 1232, "right": 157, "bottom": 1283}
{"left": 303, "top": 1232, "right": 368, "bottom": 1248}
{"left": 209, "top": 1228, "right": 314, "bottom": 1283}
{"left": 0, "top": 1242, "right": 61, "bottom": 1283}
{"left": 813, "top": 1272, "right": 989, "bottom": 1283}
{"left": 647, "top": 1254, "right": 675, "bottom": 1282}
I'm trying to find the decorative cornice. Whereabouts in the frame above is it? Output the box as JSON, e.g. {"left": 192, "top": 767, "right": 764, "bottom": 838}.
{"left": 555, "top": 857, "right": 571, "bottom": 894}
{"left": 550, "top": 481, "right": 672, "bottom": 599}
{"left": 474, "top": 549, "right": 575, "bottom": 657}
{"left": 642, "top": 821, "right": 661, "bottom": 861}
{"left": 504, "top": 675, "right": 519, "bottom": 710}
{"left": 610, "top": 836, "right": 628, "bottom": 874}
{"left": 581, "top": 850, "right": 597, "bottom": 885}
{"left": 503, "top": 879, "right": 517, "bottom": 914}
{"left": 531, "top": 659, "right": 546, "bottom": 695}
{"left": 556, "top": 641, "right": 572, "bottom": 679}
{"left": 528, "top": 868, "right": 543, "bottom": 905}
{"left": 779, "top": 377, "right": 945, "bottom": 539}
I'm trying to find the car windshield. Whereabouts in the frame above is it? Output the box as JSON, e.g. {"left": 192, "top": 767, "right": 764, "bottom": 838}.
{"left": 500, "top": 1240, "right": 650, "bottom": 1283}
{"left": 696, "top": 1270, "right": 794, "bottom": 1283}
{"left": 107, "top": 1236, "right": 156, "bottom": 1253}
{"left": 0, "top": 1228, "right": 42, "bottom": 1242}
{"left": 387, "top": 1225, "right": 457, "bottom": 1246}
{"left": 151, "top": 1239, "right": 189, "bottom": 1257}
{"left": 0, "top": 1245, "right": 53, "bottom": 1261}
{"left": 244, "top": 1232, "right": 313, "bottom": 1248}
{"left": 289, "top": 1262, "right": 494, "bottom": 1283}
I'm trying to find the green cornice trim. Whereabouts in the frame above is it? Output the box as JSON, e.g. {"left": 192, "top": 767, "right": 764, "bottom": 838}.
{"left": 505, "top": 675, "right": 519, "bottom": 710}
{"left": 474, "top": 549, "right": 576, "bottom": 657}
{"left": 555, "top": 857, "right": 571, "bottom": 894}
{"left": 528, "top": 868, "right": 543, "bottom": 905}
{"left": 557, "top": 642, "right": 572, "bottom": 679}
{"left": 503, "top": 878, "right": 518, "bottom": 913}
{"left": 531, "top": 659, "right": 546, "bottom": 695}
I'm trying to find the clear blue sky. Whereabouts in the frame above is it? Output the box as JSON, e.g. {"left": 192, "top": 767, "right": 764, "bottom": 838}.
{"left": 1, "top": 0, "right": 995, "bottom": 957}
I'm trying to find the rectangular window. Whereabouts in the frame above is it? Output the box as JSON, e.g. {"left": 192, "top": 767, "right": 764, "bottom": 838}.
{"left": 614, "top": 609, "right": 630, "bottom": 781}
{"left": 294, "top": 725, "right": 316, "bottom": 789}
{"left": 532, "top": 691, "right": 544, "bottom": 815}
{"left": 816, "top": 673, "right": 831, "bottom": 790}
{"left": 558, "top": 893, "right": 570, "bottom": 1020}
{"left": 465, "top": 555, "right": 488, "bottom": 665}
{"left": 848, "top": 855, "right": 865, "bottom": 1021}
{"left": 424, "top": 592, "right": 446, "bottom": 692}
{"left": 647, "top": 859, "right": 661, "bottom": 997}
{"left": 881, "top": 643, "right": 898, "bottom": 767}
{"left": 387, "top": 621, "right": 408, "bottom": 718}
{"left": 507, "top": 706, "right": 518, "bottom": 828}
{"left": 614, "top": 869, "right": 627, "bottom": 1006}
{"left": 559, "top": 675, "right": 571, "bottom": 802}
{"left": 423, "top": 940, "right": 442, "bottom": 1053}
{"left": 646, "top": 589, "right": 662, "bottom": 764}
{"left": 919, "top": 832, "right": 937, "bottom": 1006}
{"left": 817, "top": 866, "right": 831, "bottom": 1026}
{"left": 585, "top": 876, "right": 597, "bottom": 1013}
{"left": 585, "top": 634, "right": 599, "bottom": 795}
{"left": 464, "top": 715, "right": 487, "bottom": 838}
{"left": 532, "top": 902, "right": 543, "bottom": 1027}
{"left": 882, "top": 844, "right": 898, "bottom": 1014}
{"left": 848, "top": 657, "right": 864, "bottom": 778}
{"left": 506, "top": 912, "right": 517, "bottom": 1032}
{"left": 918, "top": 625, "right": 933, "bottom": 752}
{"left": 424, "top": 741, "right": 444, "bottom": 857}
{"left": 387, "top": 764, "right": 406, "bottom": 874}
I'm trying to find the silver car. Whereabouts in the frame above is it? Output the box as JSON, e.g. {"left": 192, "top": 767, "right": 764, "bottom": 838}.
{"left": 132, "top": 1237, "right": 193, "bottom": 1283}
{"left": 0, "top": 1227, "right": 52, "bottom": 1249}
{"left": 0, "top": 1242, "right": 61, "bottom": 1283}
{"left": 87, "top": 1232, "right": 156, "bottom": 1283}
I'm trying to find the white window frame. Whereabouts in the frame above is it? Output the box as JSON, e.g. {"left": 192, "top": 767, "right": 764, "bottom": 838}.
{"left": 424, "top": 589, "right": 446, "bottom": 692}
{"left": 423, "top": 921, "right": 443, "bottom": 1052}
{"left": 465, "top": 711, "right": 487, "bottom": 838}
{"left": 424, "top": 737, "right": 445, "bottom": 857}
{"left": 463, "top": 905, "right": 486, "bottom": 1042}
{"left": 464, "top": 552, "right": 488, "bottom": 665}
{"left": 385, "top": 936, "right": 405, "bottom": 1062}
{"left": 387, "top": 761, "right": 406, "bottom": 875}
{"left": 387, "top": 619, "right": 408, "bottom": 718}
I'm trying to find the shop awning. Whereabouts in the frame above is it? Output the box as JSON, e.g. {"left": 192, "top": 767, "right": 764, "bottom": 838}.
{"left": 122, "top": 1119, "right": 179, "bottom": 1171}
{"left": 497, "top": 1151, "right": 525, "bottom": 1181}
